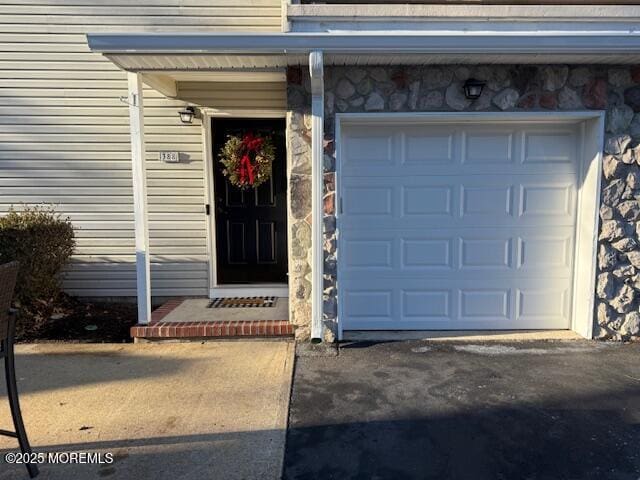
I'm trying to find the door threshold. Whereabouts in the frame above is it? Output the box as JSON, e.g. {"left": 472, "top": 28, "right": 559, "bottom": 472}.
{"left": 343, "top": 330, "right": 583, "bottom": 342}
{"left": 210, "top": 284, "right": 289, "bottom": 298}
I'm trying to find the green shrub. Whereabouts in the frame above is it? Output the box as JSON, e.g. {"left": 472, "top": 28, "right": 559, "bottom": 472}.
{"left": 0, "top": 205, "right": 76, "bottom": 318}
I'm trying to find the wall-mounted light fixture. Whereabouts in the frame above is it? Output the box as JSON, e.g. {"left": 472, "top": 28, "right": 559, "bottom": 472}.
{"left": 463, "top": 79, "right": 486, "bottom": 100}
{"left": 178, "top": 106, "right": 196, "bottom": 124}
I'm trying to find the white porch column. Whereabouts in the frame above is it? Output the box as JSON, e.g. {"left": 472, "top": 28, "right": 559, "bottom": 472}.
{"left": 309, "top": 51, "right": 324, "bottom": 341}
{"left": 127, "top": 72, "right": 151, "bottom": 324}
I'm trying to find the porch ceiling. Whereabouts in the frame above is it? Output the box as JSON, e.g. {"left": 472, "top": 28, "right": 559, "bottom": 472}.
{"left": 87, "top": 33, "right": 640, "bottom": 70}
{"left": 139, "top": 70, "right": 287, "bottom": 99}
{"left": 110, "top": 54, "right": 306, "bottom": 72}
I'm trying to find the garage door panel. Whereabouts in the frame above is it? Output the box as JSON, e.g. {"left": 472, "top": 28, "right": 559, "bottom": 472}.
{"left": 403, "top": 290, "right": 451, "bottom": 320}
{"left": 517, "top": 235, "right": 573, "bottom": 270}
{"left": 404, "top": 128, "right": 455, "bottom": 165}
{"left": 343, "top": 289, "right": 395, "bottom": 325}
{"left": 342, "top": 228, "right": 575, "bottom": 278}
{"left": 517, "top": 288, "right": 569, "bottom": 324}
{"left": 341, "top": 272, "right": 572, "bottom": 281}
{"left": 340, "top": 123, "right": 579, "bottom": 177}
{"left": 461, "top": 184, "right": 513, "bottom": 217}
{"left": 342, "top": 280, "right": 571, "bottom": 330}
{"left": 523, "top": 130, "right": 578, "bottom": 166}
{"left": 343, "top": 185, "right": 393, "bottom": 216}
{"left": 463, "top": 130, "right": 515, "bottom": 164}
{"left": 342, "top": 126, "right": 396, "bottom": 167}
{"left": 339, "top": 121, "right": 579, "bottom": 331}
{"left": 519, "top": 183, "right": 575, "bottom": 218}
{"left": 341, "top": 176, "right": 577, "bottom": 229}
{"left": 344, "top": 238, "right": 394, "bottom": 269}
{"left": 342, "top": 163, "right": 578, "bottom": 177}
{"left": 403, "top": 185, "right": 453, "bottom": 216}
{"left": 459, "top": 237, "right": 513, "bottom": 270}
{"left": 459, "top": 288, "right": 511, "bottom": 320}
{"left": 402, "top": 238, "right": 453, "bottom": 270}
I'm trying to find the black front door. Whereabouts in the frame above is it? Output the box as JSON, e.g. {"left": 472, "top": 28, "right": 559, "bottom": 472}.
{"left": 212, "top": 118, "right": 288, "bottom": 284}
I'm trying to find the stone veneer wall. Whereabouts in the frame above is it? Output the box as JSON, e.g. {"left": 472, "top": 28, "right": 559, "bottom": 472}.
{"left": 287, "top": 64, "right": 640, "bottom": 342}
{"left": 286, "top": 67, "right": 314, "bottom": 341}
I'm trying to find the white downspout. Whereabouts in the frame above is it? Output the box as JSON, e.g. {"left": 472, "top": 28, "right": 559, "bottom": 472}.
{"left": 309, "top": 51, "right": 324, "bottom": 341}
{"left": 127, "top": 72, "right": 151, "bottom": 324}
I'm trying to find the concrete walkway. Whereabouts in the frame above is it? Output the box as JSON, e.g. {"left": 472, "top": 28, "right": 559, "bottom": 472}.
{"left": 285, "top": 340, "right": 640, "bottom": 480}
{"left": 0, "top": 342, "right": 294, "bottom": 480}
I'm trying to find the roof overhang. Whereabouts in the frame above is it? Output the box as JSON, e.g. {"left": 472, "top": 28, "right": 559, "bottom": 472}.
{"left": 87, "top": 32, "right": 640, "bottom": 71}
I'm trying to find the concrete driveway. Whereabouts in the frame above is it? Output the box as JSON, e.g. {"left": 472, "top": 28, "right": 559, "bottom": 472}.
{"left": 284, "top": 340, "right": 640, "bottom": 480}
{"left": 0, "top": 341, "right": 294, "bottom": 480}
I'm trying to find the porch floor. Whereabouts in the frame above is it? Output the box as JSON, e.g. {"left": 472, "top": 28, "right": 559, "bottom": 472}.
{"left": 164, "top": 297, "right": 289, "bottom": 323}
{"left": 131, "top": 298, "right": 294, "bottom": 340}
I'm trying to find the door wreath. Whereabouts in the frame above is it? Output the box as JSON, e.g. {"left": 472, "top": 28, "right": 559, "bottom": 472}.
{"left": 218, "top": 132, "right": 275, "bottom": 190}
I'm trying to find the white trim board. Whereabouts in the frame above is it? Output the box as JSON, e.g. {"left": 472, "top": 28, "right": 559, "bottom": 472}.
{"left": 127, "top": 72, "right": 151, "bottom": 324}
{"left": 201, "top": 108, "right": 287, "bottom": 119}
{"left": 334, "top": 111, "right": 605, "bottom": 340}
{"left": 201, "top": 110, "right": 217, "bottom": 299}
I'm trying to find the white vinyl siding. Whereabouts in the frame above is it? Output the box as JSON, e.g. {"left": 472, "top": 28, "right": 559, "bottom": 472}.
{"left": 0, "top": 0, "right": 283, "bottom": 297}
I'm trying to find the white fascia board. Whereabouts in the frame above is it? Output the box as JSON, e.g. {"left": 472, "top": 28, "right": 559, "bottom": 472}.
{"left": 87, "top": 32, "right": 640, "bottom": 56}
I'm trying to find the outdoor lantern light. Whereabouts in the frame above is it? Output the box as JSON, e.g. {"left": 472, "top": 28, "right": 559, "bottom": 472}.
{"left": 178, "top": 106, "right": 196, "bottom": 124}
{"left": 463, "top": 79, "right": 486, "bottom": 100}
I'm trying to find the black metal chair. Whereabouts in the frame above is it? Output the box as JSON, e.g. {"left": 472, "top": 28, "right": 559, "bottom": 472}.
{"left": 0, "top": 261, "right": 39, "bottom": 478}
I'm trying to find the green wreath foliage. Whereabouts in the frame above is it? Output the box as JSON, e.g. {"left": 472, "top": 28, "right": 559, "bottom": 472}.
{"left": 219, "top": 134, "right": 275, "bottom": 190}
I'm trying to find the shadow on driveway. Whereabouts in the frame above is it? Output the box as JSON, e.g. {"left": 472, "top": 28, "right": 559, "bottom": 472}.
{"left": 0, "top": 342, "right": 294, "bottom": 480}
{"left": 7, "top": 345, "right": 193, "bottom": 394}
{"left": 284, "top": 341, "right": 640, "bottom": 480}
{"left": 1, "top": 431, "right": 286, "bottom": 480}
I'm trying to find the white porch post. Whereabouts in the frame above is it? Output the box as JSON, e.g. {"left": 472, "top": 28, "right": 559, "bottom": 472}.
{"left": 309, "top": 51, "right": 324, "bottom": 341}
{"left": 127, "top": 72, "right": 151, "bottom": 324}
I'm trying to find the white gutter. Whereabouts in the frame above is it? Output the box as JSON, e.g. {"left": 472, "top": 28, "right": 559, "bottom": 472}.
{"left": 87, "top": 32, "right": 640, "bottom": 56}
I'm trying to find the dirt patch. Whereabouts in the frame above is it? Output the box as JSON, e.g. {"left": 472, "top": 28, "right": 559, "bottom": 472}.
{"left": 16, "top": 295, "right": 137, "bottom": 343}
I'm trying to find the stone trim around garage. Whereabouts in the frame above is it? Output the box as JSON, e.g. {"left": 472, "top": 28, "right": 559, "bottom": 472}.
{"left": 287, "top": 64, "right": 640, "bottom": 342}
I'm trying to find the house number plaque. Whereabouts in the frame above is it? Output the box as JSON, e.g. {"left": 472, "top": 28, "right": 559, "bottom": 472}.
{"left": 159, "top": 151, "right": 180, "bottom": 163}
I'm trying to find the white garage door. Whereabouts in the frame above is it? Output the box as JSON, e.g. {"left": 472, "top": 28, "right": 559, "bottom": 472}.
{"left": 339, "top": 120, "right": 580, "bottom": 330}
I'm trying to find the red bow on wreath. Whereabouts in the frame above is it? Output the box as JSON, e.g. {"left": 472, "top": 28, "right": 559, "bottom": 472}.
{"left": 242, "top": 132, "right": 264, "bottom": 151}
{"left": 238, "top": 132, "right": 265, "bottom": 186}
{"left": 239, "top": 154, "right": 254, "bottom": 185}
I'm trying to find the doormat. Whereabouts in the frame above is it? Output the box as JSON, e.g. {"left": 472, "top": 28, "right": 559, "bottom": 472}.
{"left": 207, "top": 297, "right": 277, "bottom": 309}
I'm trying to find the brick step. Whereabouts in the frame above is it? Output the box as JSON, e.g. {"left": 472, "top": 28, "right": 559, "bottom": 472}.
{"left": 131, "top": 320, "right": 294, "bottom": 339}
